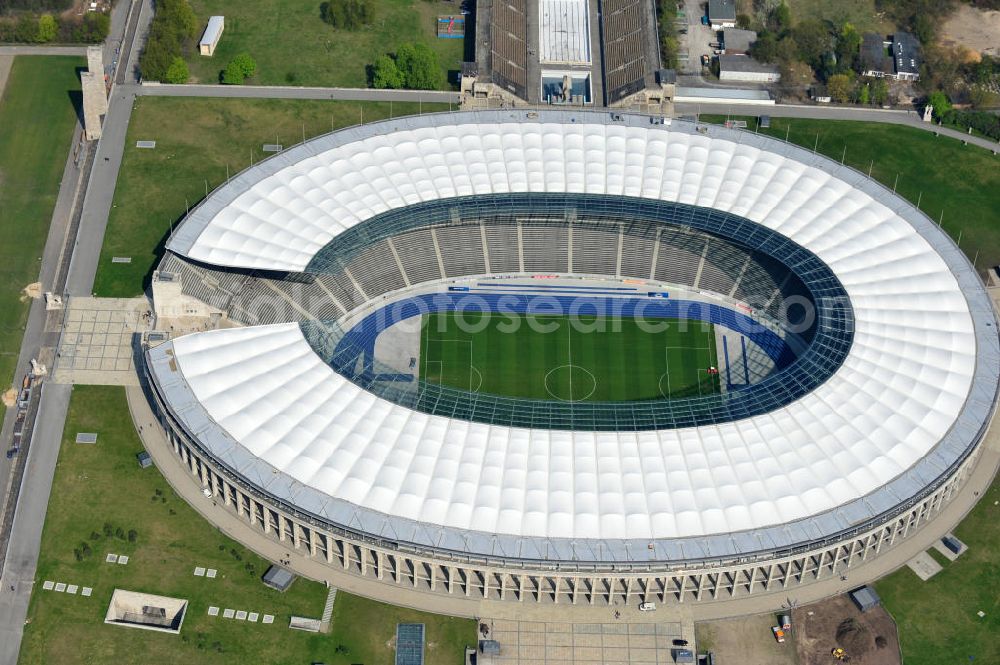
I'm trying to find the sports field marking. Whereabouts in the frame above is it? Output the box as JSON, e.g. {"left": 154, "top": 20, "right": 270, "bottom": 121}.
{"left": 544, "top": 364, "right": 597, "bottom": 402}
{"left": 422, "top": 337, "right": 478, "bottom": 392}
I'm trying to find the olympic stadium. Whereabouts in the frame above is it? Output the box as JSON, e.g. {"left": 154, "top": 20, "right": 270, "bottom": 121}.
{"left": 140, "top": 109, "right": 999, "bottom": 605}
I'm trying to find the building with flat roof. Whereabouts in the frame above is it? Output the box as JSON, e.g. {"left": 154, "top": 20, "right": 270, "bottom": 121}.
{"left": 718, "top": 54, "right": 780, "bottom": 82}
{"left": 199, "top": 16, "right": 224, "bottom": 56}
{"left": 707, "top": 0, "right": 736, "bottom": 29}
{"left": 722, "top": 27, "right": 756, "bottom": 54}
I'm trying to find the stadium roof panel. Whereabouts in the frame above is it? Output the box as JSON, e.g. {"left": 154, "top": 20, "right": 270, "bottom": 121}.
{"left": 153, "top": 110, "right": 999, "bottom": 557}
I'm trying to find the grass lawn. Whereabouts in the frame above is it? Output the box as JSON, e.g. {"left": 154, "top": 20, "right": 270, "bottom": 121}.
{"left": 0, "top": 56, "right": 82, "bottom": 409}
{"left": 786, "top": 0, "right": 893, "bottom": 34}
{"left": 874, "top": 477, "right": 999, "bottom": 665}
{"left": 700, "top": 116, "right": 1000, "bottom": 270}
{"left": 93, "top": 96, "right": 449, "bottom": 298}
{"left": 184, "top": 0, "right": 466, "bottom": 88}
{"left": 19, "top": 385, "right": 475, "bottom": 665}
{"left": 421, "top": 312, "right": 720, "bottom": 401}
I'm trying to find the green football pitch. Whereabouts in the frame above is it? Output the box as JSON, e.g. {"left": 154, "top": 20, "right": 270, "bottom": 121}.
{"left": 419, "top": 312, "right": 721, "bottom": 402}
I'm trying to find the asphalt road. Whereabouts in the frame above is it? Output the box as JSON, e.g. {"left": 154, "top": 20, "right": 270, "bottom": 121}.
{"left": 137, "top": 82, "right": 461, "bottom": 104}
{"left": 0, "top": 385, "right": 71, "bottom": 665}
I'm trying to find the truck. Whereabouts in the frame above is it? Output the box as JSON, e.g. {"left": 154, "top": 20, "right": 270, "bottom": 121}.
{"left": 772, "top": 626, "right": 786, "bottom": 643}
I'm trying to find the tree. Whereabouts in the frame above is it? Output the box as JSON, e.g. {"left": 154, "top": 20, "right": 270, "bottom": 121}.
{"left": 858, "top": 82, "right": 870, "bottom": 105}
{"left": 792, "top": 20, "right": 832, "bottom": 70}
{"left": 771, "top": 2, "right": 791, "bottom": 33}
{"left": 871, "top": 77, "right": 889, "bottom": 105}
{"left": 165, "top": 56, "right": 189, "bottom": 83}
{"left": 230, "top": 52, "right": 256, "bottom": 78}
{"left": 14, "top": 14, "right": 37, "bottom": 42}
{"left": 222, "top": 60, "right": 245, "bottom": 84}
{"left": 827, "top": 73, "right": 853, "bottom": 103}
{"left": 835, "top": 22, "right": 861, "bottom": 73}
{"left": 928, "top": 90, "right": 951, "bottom": 119}
{"left": 371, "top": 54, "right": 404, "bottom": 89}
{"left": 36, "top": 13, "right": 56, "bottom": 42}
{"left": 394, "top": 42, "right": 442, "bottom": 90}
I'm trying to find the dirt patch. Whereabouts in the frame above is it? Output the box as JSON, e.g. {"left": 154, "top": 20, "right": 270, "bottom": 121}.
{"left": 21, "top": 282, "right": 42, "bottom": 302}
{"left": 696, "top": 612, "right": 798, "bottom": 665}
{"left": 941, "top": 5, "right": 1000, "bottom": 56}
{"left": 794, "top": 595, "right": 901, "bottom": 665}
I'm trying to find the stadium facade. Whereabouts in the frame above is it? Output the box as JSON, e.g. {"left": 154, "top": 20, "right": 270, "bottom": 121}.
{"left": 141, "top": 110, "right": 999, "bottom": 604}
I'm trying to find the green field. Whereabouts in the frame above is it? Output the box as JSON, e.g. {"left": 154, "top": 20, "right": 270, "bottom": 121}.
{"left": 185, "top": 0, "right": 465, "bottom": 88}
{"left": 19, "top": 385, "right": 474, "bottom": 665}
{"left": 874, "top": 476, "right": 1000, "bottom": 665}
{"left": 93, "top": 96, "right": 449, "bottom": 297}
{"left": 702, "top": 115, "right": 1000, "bottom": 270}
{"left": 0, "top": 56, "right": 83, "bottom": 410}
{"left": 420, "top": 312, "right": 721, "bottom": 401}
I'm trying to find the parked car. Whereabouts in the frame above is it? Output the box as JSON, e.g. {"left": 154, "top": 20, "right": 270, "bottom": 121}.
{"left": 638, "top": 602, "right": 657, "bottom": 612}
{"left": 700, "top": 15, "right": 708, "bottom": 25}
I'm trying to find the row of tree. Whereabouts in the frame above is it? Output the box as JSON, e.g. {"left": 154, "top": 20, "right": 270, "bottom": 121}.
{"left": 138, "top": 0, "right": 197, "bottom": 83}
{"left": 371, "top": 43, "right": 442, "bottom": 90}
{"left": 929, "top": 90, "right": 1000, "bottom": 140}
{"left": 0, "top": 11, "right": 108, "bottom": 44}
{"left": 657, "top": 0, "right": 680, "bottom": 70}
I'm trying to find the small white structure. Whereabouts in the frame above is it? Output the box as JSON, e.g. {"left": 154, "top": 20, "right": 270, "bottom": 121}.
{"left": 104, "top": 589, "right": 188, "bottom": 634}
{"left": 199, "top": 16, "right": 225, "bottom": 56}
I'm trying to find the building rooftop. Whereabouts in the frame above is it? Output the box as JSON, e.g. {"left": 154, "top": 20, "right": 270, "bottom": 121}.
{"left": 539, "top": 0, "right": 592, "bottom": 64}
{"left": 154, "top": 111, "right": 995, "bottom": 557}
{"left": 861, "top": 33, "right": 889, "bottom": 73}
{"left": 708, "top": 0, "right": 736, "bottom": 21}
{"left": 718, "top": 54, "right": 779, "bottom": 74}
{"left": 200, "top": 16, "right": 224, "bottom": 47}
{"left": 722, "top": 27, "right": 757, "bottom": 53}
{"left": 893, "top": 32, "right": 921, "bottom": 76}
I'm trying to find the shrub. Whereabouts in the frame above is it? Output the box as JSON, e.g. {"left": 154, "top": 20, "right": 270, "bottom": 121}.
{"left": 90, "top": 531, "right": 101, "bottom": 541}
{"left": 320, "top": 0, "right": 374, "bottom": 30}
{"left": 371, "top": 54, "right": 404, "bottom": 89}
{"left": 127, "top": 529, "right": 138, "bottom": 543}
{"left": 115, "top": 527, "right": 125, "bottom": 540}
{"left": 165, "top": 56, "right": 189, "bottom": 83}
{"left": 36, "top": 14, "right": 56, "bottom": 42}
{"left": 103, "top": 522, "right": 113, "bottom": 537}
{"left": 221, "top": 53, "right": 256, "bottom": 84}
{"left": 81, "top": 542, "right": 92, "bottom": 557}
{"left": 73, "top": 548, "right": 82, "bottom": 561}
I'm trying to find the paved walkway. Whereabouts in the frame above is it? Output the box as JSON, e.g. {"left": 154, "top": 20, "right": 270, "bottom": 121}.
{"left": 137, "top": 82, "right": 461, "bottom": 104}
{"left": 0, "top": 384, "right": 72, "bottom": 665}
{"left": 479, "top": 619, "right": 683, "bottom": 665}
{"left": 0, "top": 45, "right": 88, "bottom": 56}
{"left": 52, "top": 297, "right": 151, "bottom": 386}
{"left": 674, "top": 101, "right": 1000, "bottom": 154}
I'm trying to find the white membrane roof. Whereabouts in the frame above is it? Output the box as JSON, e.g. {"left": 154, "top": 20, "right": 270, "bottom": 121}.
{"left": 539, "top": 0, "right": 592, "bottom": 64}
{"left": 156, "top": 111, "right": 998, "bottom": 550}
